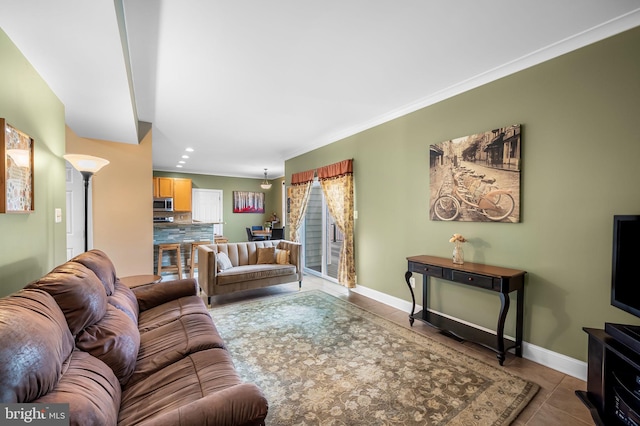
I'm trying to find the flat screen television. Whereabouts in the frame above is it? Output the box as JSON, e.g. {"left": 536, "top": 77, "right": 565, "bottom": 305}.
{"left": 611, "top": 215, "right": 640, "bottom": 318}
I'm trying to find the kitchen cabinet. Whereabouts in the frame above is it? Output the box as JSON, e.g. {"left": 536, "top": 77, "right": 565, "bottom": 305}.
{"left": 173, "top": 178, "right": 192, "bottom": 212}
{"left": 153, "top": 177, "right": 174, "bottom": 198}
{"left": 153, "top": 177, "right": 192, "bottom": 212}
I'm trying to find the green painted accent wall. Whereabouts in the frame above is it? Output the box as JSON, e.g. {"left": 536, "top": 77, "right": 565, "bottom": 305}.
{"left": 153, "top": 171, "right": 285, "bottom": 243}
{"left": 0, "top": 29, "right": 67, "bottom": 297}
{"left": 286, "top": 27, "right": 640, "bottom": 361}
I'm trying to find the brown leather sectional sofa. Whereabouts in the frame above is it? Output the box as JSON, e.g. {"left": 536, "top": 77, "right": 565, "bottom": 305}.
{"left": 0, "top": 250, "right": 268, "bottom": 425}
{"left": 198, "top": 240, "right": 302, "bottom": 304}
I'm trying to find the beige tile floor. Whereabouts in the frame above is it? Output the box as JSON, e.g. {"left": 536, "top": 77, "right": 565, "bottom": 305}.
{"left": 202, "top": 274, "right": 595, "bottom": 425}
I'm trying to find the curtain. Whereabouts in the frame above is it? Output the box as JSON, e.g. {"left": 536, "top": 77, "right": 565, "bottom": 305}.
{"left": 318, "top": 159, "right": 355, "bottom": 288}
{"left": 288, "top": 169, "right": 314, "bottom": 242}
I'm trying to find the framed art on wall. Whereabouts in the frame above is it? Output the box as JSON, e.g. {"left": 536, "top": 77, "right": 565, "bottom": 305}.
{"left": 1, "top": 118, "right": 34, "bottom": 213}
{"left": 233, "top": 191, "right": 265, "bottom": 213}
{"left": 429, "top": 124, "right": 521, "bottom": 223}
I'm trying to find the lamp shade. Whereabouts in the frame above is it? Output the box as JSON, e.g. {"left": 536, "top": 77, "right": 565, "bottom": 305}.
{"left": 64, "top": 154, "right": 110, "bottom": 174}
{"left": 260, "top": 168, "right": 272, "bottom": 189}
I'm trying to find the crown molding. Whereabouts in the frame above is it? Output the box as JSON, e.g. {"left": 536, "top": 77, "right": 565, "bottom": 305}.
{"left": 286, "top": 8, "right": 640, "bottom": 161}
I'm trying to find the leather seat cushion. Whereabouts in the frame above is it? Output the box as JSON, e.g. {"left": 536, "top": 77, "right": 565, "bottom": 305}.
{"left": 119, "top": 348, "right": 241, "bottom": 425}
{"left": 137, "top": 295, "right": 210, "bottom": 333}
{"left": 129, "top": 313, "right": 226, "bottom": 385}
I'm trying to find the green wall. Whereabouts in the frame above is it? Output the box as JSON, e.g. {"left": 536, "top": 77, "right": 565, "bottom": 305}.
{"left": 0, "top": 29, "right": 67, "bottom": 297}
{"left": 154, "top": 171, "right": 285, "bottom": 243}
{"left": 285, "top": 27, "right": 640, "bottom": 361}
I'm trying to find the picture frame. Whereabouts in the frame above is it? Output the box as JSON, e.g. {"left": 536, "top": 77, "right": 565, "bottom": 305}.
{"left": 429, "top": 124, "right": 521, "bottom": 223}
{"left": 233, "top": 191, "right": 265, "bottom": 213}
{"left": 1, "top": 118, "right": 34, "bottom": 213}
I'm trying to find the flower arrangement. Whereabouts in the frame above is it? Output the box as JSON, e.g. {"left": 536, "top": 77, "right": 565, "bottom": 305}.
{"left": 449, "top": 234, "right": 466, "bottom": 264}
{"left": 449, "top": 233, "right": 467, "bottom": 244}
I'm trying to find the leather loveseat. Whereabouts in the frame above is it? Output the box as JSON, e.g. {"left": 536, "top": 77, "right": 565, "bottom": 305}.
{"left": 198, "top": 240, "right": 302, "bottom": 304}
{"left": 0, "top": 250, "right": 268, "bottom": 425}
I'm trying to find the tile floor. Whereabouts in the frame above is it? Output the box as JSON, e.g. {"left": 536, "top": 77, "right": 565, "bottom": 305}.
{"left": 202, "top": 274, "right": 595, "bottom": 425}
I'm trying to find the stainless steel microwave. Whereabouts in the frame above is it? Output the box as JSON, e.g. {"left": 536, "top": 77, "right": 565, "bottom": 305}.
{"left": 153, "top": 198, "right": 174, "bottom": 212}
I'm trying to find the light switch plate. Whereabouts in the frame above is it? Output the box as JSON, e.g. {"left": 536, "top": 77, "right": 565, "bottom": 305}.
{"left": 55, "top": 208, "right": 62, "bottom": 223}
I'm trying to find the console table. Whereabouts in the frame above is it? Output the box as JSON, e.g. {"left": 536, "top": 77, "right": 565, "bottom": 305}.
{"left": 405, "top": 255, "right": 526, "bottom": 365}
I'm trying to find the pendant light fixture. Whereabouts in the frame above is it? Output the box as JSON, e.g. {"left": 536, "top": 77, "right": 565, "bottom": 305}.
{"left": 260, "top": 168, "right": 272, "bottom": 190}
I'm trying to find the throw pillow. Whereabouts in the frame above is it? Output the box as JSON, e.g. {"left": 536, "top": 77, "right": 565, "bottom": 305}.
{"left": 216, "top": 252, "right": 233, "bottom": 271}
{"left": 257, "top": 247, "right": 276, "bottom": 264}
{"left": 275, "top": 249, "right": 290, "bottom": 265}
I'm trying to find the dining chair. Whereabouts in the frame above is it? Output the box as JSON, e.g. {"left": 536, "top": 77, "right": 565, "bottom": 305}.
{"left": 247, "top": 227, "right": 265, "bottom": 241}
{"left": 270, "top": 227, "right": 284, "bottom": 240}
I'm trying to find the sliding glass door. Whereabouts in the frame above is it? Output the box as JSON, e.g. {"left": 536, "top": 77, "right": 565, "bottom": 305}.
{"left": 303, "top": 181, "right": 342, "bottom": 281}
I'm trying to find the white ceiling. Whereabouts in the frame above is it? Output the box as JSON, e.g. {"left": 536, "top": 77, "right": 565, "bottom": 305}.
{"left": 1, "top": 1, "right": 639, "bottom": 180}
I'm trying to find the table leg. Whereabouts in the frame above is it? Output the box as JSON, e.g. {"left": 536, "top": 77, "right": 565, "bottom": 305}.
{"left": 404, "top": 271, "right": 415, "bottom": 326}
{"left": 516, "top": 287, "right": 524, "bottom": 357}
{"left": 497, "top": 292, "right": 510, "bottom": 365}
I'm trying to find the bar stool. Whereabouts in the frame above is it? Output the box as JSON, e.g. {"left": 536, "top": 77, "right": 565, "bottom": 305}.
{"left": 156, "top": 243, "right": 183, "bottom": 278}
{"left": 189, "top": 240, "right": 211, "bottom": 278}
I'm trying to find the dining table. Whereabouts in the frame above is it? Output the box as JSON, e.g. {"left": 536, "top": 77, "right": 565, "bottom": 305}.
{"left": 252, "top": 229, "right": 272, "bottom": 239}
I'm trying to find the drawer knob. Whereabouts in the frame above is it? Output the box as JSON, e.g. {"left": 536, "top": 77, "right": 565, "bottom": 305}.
{"left": 468, "top": 277, "right": 474, "bottom": 281}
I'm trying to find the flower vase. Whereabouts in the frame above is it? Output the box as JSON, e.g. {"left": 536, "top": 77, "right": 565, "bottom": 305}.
{"left": 452, "top": 241, "right": 464, "bottom": 265}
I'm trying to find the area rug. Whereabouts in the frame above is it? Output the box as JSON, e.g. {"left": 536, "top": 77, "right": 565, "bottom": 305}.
{"left": 209, "top": 290, "right": 538, "bottom": 425}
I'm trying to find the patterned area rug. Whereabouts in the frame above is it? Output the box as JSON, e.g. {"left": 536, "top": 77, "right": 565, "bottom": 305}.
{"left": 209, "top": 290, "right": 538, "bottom": 425}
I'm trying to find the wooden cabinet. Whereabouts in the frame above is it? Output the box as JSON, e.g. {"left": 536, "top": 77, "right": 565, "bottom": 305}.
{"left": 578, "top": 325, "right": 640, "bottom": 425}
{"left": 153, "top": 177, "right": 174, "bottom": 198}
{"left": 173, "top": 178, "right": 192, "bottom": 212}
{"left": 153, "top": 177, "right": 192, "bottom": 212}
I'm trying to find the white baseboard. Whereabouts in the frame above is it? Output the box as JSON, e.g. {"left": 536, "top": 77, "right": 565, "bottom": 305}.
{"left": 350, "top": 284, "right": 587, "bottom": 381}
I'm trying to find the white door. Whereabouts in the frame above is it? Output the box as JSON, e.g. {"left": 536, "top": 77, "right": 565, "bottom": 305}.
{"left": 65, "top": 162, "right": 85, "bottom": 259}
{"left": 192, "top": 188, "right": 224, "bottom": 235}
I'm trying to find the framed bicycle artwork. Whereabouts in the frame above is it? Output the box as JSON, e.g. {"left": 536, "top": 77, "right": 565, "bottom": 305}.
{"left": 1, "top": 118, "right": 35, "bottom": 213}
{"left": 429, "top": 124, "right": 521, "bottom": 223}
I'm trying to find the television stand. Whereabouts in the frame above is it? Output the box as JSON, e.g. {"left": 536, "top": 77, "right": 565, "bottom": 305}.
{"left": 580, "top": 326, "right": 640, "bottom": 425}
{"left": 404, "top": 255, "right": 526, "bottom": 365}
{"left": 605, "top": 323, "right": 640, "bottom": 353}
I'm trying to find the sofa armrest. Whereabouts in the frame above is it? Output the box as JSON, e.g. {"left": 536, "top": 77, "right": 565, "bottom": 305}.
{"left": 132, "top": 278, "right": 198, "bottom": 312}
{"left": 135, "top": 383, "right": 268, "bottom": 426}
{"left": 197, "top": 245, "right": 218, "bottom": 290}
{"left": 277, "top": 240, "right": 303, "bottom": 282}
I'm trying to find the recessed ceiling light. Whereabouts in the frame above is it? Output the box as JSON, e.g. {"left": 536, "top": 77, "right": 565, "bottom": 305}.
{"left": 182, "top": 155, "right": 189, "bottom": 159}
{"left": 185, "top": 148, "right": 194, "bottom": 152}
{"left": 179, "top": 160, "right": 186, "bottom": 164}
{"left": 176, "top": 164, "right": 183, "bottom": 168}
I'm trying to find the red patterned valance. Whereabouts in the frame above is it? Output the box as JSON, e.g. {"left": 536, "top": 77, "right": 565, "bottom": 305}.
{"left": 291, "top": 169, "right": 315, "bottom": 185}
{"left": 317, "top": 159, "right": 353, "bottom": 180}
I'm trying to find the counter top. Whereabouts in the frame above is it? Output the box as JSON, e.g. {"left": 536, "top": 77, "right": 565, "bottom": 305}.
{"left": 153, "top": 221, "right": 219, "bottom": 227}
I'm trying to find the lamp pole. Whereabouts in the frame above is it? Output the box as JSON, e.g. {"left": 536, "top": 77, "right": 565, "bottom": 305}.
{"left": 80, "top": 171, "right": 93, "bottom": 252}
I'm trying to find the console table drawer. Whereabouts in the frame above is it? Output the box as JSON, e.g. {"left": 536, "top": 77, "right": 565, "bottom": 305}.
{"left": 409, "top": 262, "right": 443, "bottom": 278}
{"left": 451, "top": 270, "right": 494, "bottom": 289}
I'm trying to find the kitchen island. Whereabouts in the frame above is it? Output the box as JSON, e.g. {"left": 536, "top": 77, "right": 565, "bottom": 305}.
{"left": 154, "top": 222, "right": 224, "bottom": 277}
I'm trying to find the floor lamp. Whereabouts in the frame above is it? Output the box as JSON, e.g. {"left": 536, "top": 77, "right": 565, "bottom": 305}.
{"left": 64, "top": 154, "right": 110, "bottom": 252}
